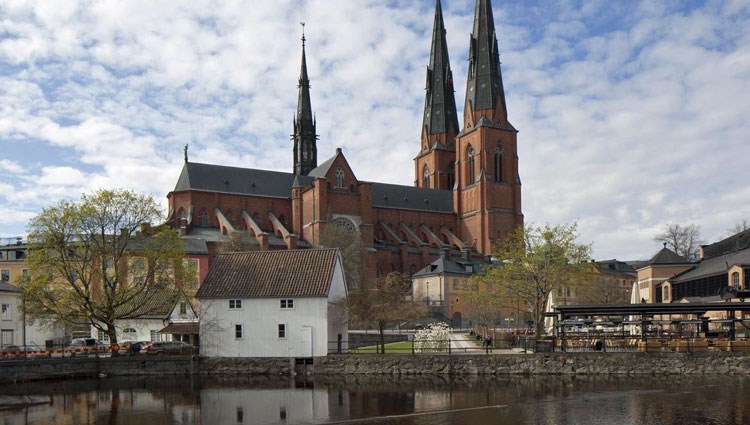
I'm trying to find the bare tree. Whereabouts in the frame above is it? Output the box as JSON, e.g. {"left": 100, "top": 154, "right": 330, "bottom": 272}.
{"left": 317, "top": 222, "right": 364, "bottom": 290}
{"left": 653, "top": 223, "right": 704, "bottom": 261}
{"left": 727, "top": 219, "right": 750, "bottom": 236}
{"left": 218, "top": 230, "right": 258, "bottom": 253}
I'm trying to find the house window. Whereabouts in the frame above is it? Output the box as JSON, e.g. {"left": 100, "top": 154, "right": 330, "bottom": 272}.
{"left": 466, "top": 145, "right": 475, "bottom": 184}
{"left": 663, "top": 286, "right": 670, "bottom": 301}
{"left": 422, "top": 165, "right": 430, "bottom": 187}
{"left": 199, "top": 209, "right": 208, "bottom": 226}
{"left": 453, "top": 279, "right": 459, "bottom": 290}
{"left": 280, "top": 299, "right": 294, "bottom": 309}
{"left": 1, "top": 269, "right": 10, "bottom": 282}
{"left": 1, "top": 304, "right": 11, "bottom": 320}
{"left": 335, "top": 168, "right": 345, "bottom": 188}
{"left": 278, "top": 324, "right": 286, "bottom": 339}
{"left": 97, "top": 330, "right": 110, "bottom": 343}
{"left": 150, "top": 330, "right": 159, "bottom": 342}
{"left": 237, "top": 407, "right": 244, "bottom": 423}
{"left": 229, "top": 299, "right": 242, "bottom": 309}
{"left": 462, "top": 282, "right": 468, "bottom": 291}
{"left": 494, "top": 145, "right": 503, "bottom": 182}
{"left": 235, "top": 324, "right": 243, "bottom": 339}
{"left": 732, "top": 272, "right": 740, "bottom": 288}
{"left": 180, "top": 302, "right": 187, "bottom": 315}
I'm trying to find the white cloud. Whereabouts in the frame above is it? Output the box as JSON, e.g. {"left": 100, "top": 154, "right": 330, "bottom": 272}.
{"left": 0, "top": 0, "right": 748, "bottom": 261}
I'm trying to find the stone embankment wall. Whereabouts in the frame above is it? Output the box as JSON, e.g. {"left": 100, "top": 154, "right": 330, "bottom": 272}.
{"left": 4, "top": 353, "right": 750, "bottom": 383}
{"left": 314, "top": 352, "right": 750, "bottom": 375}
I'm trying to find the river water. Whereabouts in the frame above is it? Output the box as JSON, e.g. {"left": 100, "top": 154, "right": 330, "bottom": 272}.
{"left": 0, "top": 374, "right": 747, "bottom": 424}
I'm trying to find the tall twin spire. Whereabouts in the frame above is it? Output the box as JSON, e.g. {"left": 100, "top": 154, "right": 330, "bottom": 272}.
{"left": 292, "top": 23, "right": 318, "bottom": 176}
{"left": 422, "top": 0, "right": 458, "bottom": 137}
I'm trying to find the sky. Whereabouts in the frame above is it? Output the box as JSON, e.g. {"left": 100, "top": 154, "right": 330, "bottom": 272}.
{"left": 0, "top": 0, "right": 748, "bottom": 261}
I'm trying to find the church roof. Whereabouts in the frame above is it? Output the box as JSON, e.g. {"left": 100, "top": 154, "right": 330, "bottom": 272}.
{"left": 197, "top": 249, "right": 339, "bottom": 299}
{"left": 173, "top": 162, "right": 313, "bottom": 199}
{"left": 307, "top": 148, "right": 340, "bottom": 178}
{"left": 371, "top": 183, "right": 453, "bottom": 213}
{"left": 173, "top": 161, "right": 454, "bottom": 213}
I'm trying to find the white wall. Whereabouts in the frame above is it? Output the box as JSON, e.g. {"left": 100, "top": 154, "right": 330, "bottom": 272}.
{"left": 326, "top": 258, "right": 348, "bottom": 354}
{"left": 99, "top": 319, "right": 167, "bottom": 343}
{"left": 0, "top": 290, "right": 22, "bottom": 347}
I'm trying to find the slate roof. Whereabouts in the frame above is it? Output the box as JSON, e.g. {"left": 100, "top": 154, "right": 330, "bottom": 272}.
{"left": 117, "top": 288, "right": 180, "bottom": 319}
{"left": 0, "top": 282, "right": 19, "bottom": 292}
{"left": 644, "top": 245, "right": 690, "bottom": 266}
{"left": 182, "top": 238, "right": 208, "bottom": 255}
{"left": 412, "top": 250, "right": 487, "bottom": 278}
{"left": 197, "top": 248, "right": 339, "bottom": 299}
{"left": 173, "top": 162, "right": 313, "bottom": 198}
{"left": 172, "top": 161, "right": 454, "bottom": 213}
{"left": 307, "top": 151, "right": 338, "bottom": 178}
{"left": 701, "top": 230, "right": 750, "bottom": 260}
{"left": 596, "top": 260, "right": 637, "bottom": 277}
{"left": 371, "top": 183, "right": 453, "bottom": 213}
{"left": 671, "top": 248, "right": 750, "bottom": 284}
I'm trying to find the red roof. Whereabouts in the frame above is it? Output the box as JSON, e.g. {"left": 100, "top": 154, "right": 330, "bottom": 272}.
{"left": 196, "top": 249, "right": 339, "bottom": 299}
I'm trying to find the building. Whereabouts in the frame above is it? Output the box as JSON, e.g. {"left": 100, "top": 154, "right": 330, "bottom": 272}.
{"left": 166, "top": 0, "right": 523, "bottom": 283}
{"left": 411, "top": 248, "right": 489, "bottom": 327}
{"left": 0, "top": 240, "right": 27, "bottom": 287}
{"left": 638, "top": 230, "right": 750, "bottom": 304}
{"left": 197, "top": 249, "right": 348, "bottom": 357}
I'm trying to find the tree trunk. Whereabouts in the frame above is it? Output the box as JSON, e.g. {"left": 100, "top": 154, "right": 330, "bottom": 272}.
{"left": 106, "top": 323, "right": 118, "bottom": 356}
{"left": 378, "top": 321, "right": 385, "bottom": 354}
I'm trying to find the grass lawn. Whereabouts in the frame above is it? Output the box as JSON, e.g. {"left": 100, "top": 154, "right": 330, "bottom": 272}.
{"left": 355, "top": 340, "right": 413, "bottom": 354}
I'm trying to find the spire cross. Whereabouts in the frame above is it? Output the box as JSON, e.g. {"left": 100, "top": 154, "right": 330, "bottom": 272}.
{"left": 300, "top": 22, "right": 306, "bottom": 47}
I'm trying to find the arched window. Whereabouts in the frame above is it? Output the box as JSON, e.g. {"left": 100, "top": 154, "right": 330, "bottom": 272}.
{"left": 178, "top": 208, "right": 186, "bottom": 223}
{"left": 732, "top": 272, "right": 740, "bottom": 288}
{"left": 466, "top": 145, "right": 475, "bottom": 184}
{"left": 663, "top": 285, "right": 670, "bottom": 301}
{"left": 335, "top": 168, "right": 345, "bottom": 188}
{"left": 331, "top": 217, "right": 357, "bottom": 233}
{"left": 422, "top": 165, "right": 430, "bottom": 187}
{"left": 494, "top": 145, "right": 503, "bottom": 182}
{"left": 448, "top": 162, "right": 455, "bottom": 189}
{"left": 199, "top": 209, "right": 208, "bottom": 227}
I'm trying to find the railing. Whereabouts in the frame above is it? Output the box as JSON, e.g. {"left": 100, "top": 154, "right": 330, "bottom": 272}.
{"left": 329, "top": 338, "right": 501, "bottom": 355}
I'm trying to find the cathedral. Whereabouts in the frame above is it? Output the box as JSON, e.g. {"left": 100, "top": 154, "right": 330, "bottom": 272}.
{"left": 167, "top": 0, "right": 523, "bottom": 282}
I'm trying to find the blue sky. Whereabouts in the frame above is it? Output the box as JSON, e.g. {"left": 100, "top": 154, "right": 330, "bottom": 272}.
{"left": 1, "top": 0, "right": 749, "bottom": 260}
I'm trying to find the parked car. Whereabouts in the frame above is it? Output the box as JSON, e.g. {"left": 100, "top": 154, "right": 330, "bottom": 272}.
{"left": 66, "top": 338, "right": 110, "bottom": 357}
{"left": 2, "top": 345, "right": 47, "bottom": 360}
{"left": 143, "top": 341, "right": 194, "bottom": 355}
{"left": 117, "top": 340, "right": 149, "bottom": 355}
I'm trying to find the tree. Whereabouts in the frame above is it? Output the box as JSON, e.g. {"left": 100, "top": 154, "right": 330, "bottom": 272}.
{"left": 317, "top": 221, "right": 364, "bottom": 290}
{"left": 22, "top": 189, "right": 188, "bottom": 344}
{"left": 727, "top": 219, "right": 750, "bottom": 236}
{"left": 475, "top": 223, "right": 593, "bottom": 336}
{"left": 346, "top": 272, "right": 426, "bottom": 353}
{"left": 653, "top": 223, "right": 703, "bottom": 261}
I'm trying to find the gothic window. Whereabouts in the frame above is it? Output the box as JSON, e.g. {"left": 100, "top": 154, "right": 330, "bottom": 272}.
{"left": 199, "top": 209, "right": 208, "bottom": 227}
{"left": 422, "top": 165, "right": 430, "bottom": 187}
{"left": 494, "top": 145, "right": 503, "bottom": 182}
{"left": 448, "top": 163, "right": 455, "bottom": 189}
{"left": 331, "top": 217, "right": 357, "bottom": 233}
{"left": 466, "top": 145, "right": 475, "bottom": 184}
{"left": 335, "top": 168, "right": 345, "bottom": 188}
{"left": 178, "top": 208, "right": 186, "bottom": 225}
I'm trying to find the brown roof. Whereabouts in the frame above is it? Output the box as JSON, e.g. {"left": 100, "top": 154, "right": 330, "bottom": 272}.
{"left": 116, "top": 288, "right": 179, "bottom": 319}
{"left": 197, "top": 249, "right": 339, "bottom": 299}
{"left": 159, "top": 322, "right": 199, "bottom": 334}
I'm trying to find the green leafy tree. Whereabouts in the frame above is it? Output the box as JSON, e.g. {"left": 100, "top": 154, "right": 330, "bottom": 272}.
{"left": 347, "top": 272, "right": 426, "bottom": 353}
{"left": 23, "top": 189, "right": 188, "bottom": 344}
{"left": 476, "top": 223, "right": 594, "bottom": 336}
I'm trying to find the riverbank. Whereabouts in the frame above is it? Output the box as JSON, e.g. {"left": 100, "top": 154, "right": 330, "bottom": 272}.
{"left": 3, "top": 351, "right": 750, "bottom": 383}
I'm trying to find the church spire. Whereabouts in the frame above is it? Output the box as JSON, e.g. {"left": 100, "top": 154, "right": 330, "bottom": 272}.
{"left": 422, "top": 0, "right": 458, "bottom": 137}
{"left": 292, "top": 22, "right": 318, "bottom": 176}
{"left": 464, "top": 0, "right": 509, "bottom": 126}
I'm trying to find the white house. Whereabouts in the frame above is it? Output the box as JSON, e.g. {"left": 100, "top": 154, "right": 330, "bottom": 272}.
{"left": 197, "top": 249, "right": 348, "bottom": 357}
{"left": 0, "top": 282, "right": 66, "bottom": 348}
{"left": 94, "top": 290, "right": 198, "bottom": 345}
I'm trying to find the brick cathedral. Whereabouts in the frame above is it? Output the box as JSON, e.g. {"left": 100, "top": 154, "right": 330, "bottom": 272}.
{"left": 167, "top": 0, "right": 523, "bottom": 282}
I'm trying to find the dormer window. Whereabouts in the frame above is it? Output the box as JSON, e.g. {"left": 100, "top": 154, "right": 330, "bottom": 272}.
{"left": 732, "top": 272, "right": 740, "bottom": 289}
{"left": 335, "top": 168, "right": 345, "bottom": 188}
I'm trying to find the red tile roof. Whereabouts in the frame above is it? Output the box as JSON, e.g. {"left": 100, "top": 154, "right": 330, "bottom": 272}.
{"left": 197, "top": 249, "right": 339, "bottom": 299}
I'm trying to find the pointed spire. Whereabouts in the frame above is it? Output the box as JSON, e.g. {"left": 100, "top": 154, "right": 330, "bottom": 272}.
{"left": 464, "top": 0, "right": 509, "bottom": 124}
{"left": 422, "top": 0, "right": 458, "bottom": 136}
{"left": 292, "top": 22, "right": 318, "bottom": 176}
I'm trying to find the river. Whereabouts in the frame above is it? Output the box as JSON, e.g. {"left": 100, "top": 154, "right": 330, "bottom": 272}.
{"left": 0, "top": 374, "right": 747, "bottom": 424}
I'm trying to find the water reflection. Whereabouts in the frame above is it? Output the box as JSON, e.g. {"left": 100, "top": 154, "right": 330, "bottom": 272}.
{"left": 0, "top": 374, "right": 749, "bottom": 424}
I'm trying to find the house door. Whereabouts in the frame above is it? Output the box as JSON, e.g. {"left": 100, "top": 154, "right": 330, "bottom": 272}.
{"left": 300, "top": 326, "right": 313, "bottom": 357}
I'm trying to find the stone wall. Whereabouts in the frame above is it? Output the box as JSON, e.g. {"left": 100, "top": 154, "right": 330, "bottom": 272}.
{"left": 314, "top": 352, "right": 750, "bottom": 375}
{"left": 4, "top": 352, "right": 750, "bottom": 383}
